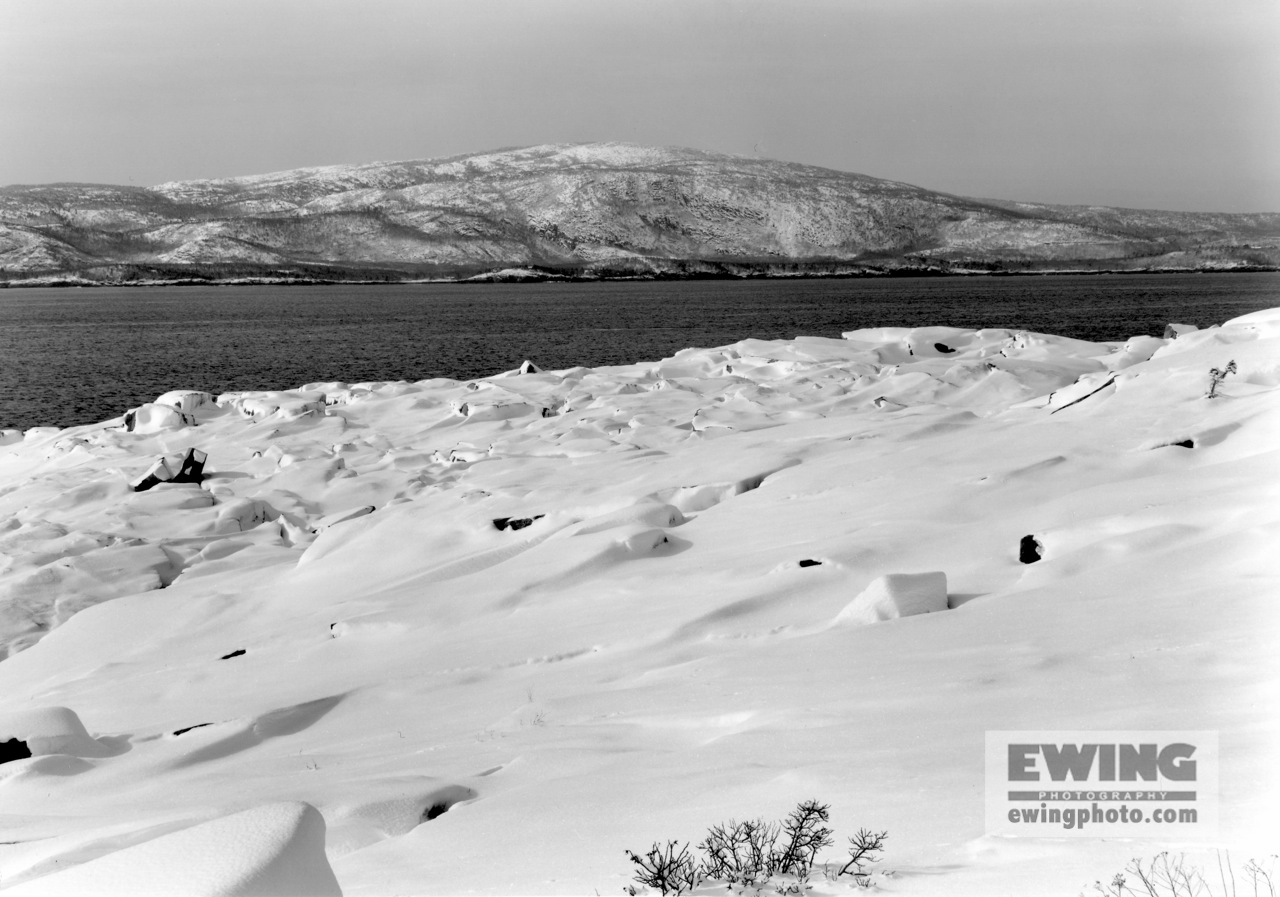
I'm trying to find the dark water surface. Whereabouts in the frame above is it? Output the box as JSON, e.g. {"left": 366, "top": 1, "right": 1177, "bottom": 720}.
{"left": 1, "top": 273, "right": 1276, "bottom": 431}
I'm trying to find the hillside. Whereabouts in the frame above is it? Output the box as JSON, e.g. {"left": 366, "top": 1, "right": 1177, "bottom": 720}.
{"left": 2, "top": 143, "right": 1278, "bottom": 284}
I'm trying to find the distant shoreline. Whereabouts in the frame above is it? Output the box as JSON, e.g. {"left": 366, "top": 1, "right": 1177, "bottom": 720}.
{"left": 3, "top": 263, "right": 1276, "bottom": 289}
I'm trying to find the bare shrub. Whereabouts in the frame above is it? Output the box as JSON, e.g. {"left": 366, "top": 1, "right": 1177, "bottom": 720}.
{"left": 625, "top": 800, "right": 886, "bottom": 894}
{"left": 699, "top": 816, "right": 779, "bottom": 886}
{"left": 1091, "top": 852, "right": 1276, "bottom": 897}
{"left": 774, "top": 800, "right": 835, "bottom": 878}
{"left": 625, "top": 840, "right": 701, "bottom": 896}
{"left": 839, "top": 828, "right": 889, "bottom": 884}
{"left": 1206, "top": 360, "right": 1237, "bottom": 398}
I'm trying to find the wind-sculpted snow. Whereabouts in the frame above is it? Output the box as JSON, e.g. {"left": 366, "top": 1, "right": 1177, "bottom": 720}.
{"left": 0, "top": 311, "right": 1277, "bottom": 894}
{"left": 3, "top": 142, "right": 1278, "bottom": 282}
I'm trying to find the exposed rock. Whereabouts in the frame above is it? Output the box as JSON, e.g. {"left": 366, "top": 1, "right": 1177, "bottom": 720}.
{"left": 0, "top": 737, "right": 32, "bottom": 765}
{"left": 1019, "top": 535, "right": 1043, "bottom": 564}
{"left": 131, "top": 447, "right": 207, "bottom": 492}
{"left": 493, "top": 515, "right": 544, "bottom": 532}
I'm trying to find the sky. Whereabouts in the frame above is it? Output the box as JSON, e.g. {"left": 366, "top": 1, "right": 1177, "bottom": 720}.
{"left": 1, "top": 0, "right": 1277, "bottom": 212}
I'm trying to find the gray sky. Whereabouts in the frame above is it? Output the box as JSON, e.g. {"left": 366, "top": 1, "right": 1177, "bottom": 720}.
{"left": 2, "top": 0, "right": 1277, "bottom": 212}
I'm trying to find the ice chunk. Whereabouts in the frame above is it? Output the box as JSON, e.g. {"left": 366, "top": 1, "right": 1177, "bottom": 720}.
{"left": 835, "top": 572, "right": 949, "bottom": 625}
{"left": 3, "top": 802, "right": 342, "bottom": 897}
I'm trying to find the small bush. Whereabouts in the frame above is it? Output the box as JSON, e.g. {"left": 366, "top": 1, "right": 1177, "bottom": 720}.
{"left": 1090, "top": 851, "right": 1276, "bottom": 897}
{"left": 625, "top": 799, "right": 884, "bottom": 895}
{"left": 698, "top": 817, "right": 778, "bottom": 886}
{"left": 775, "top": 800, "right": 836, "bottom": 878}
{"left": 1206, "top": 360, "right": 1237, "bottom": 398}
{"left": 840, "top": 828, "right": 889, "bottom": 884}
{"left": 626, "top": 840, "right": 701, "bottom": 896}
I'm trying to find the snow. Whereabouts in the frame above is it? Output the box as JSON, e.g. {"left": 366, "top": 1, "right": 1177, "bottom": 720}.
{"left": 0, "top": 311, "right": 1276, "bottom": 895}
{"left": 3, "top": 802, "right": 341, "bottom": 897}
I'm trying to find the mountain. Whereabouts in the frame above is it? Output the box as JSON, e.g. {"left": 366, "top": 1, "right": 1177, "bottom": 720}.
{"left": 2, "top": 143, "right": 1278, "bottom": 284}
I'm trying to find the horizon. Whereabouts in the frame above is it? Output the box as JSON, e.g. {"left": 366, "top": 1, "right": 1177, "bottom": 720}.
{"left": 2, "top": 0, "right": 1278, "bottom": 214}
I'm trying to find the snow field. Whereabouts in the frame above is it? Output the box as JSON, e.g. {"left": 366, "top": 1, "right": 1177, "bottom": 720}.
{"left": 0, "top": 309, "right": 1277, "bottom": 894}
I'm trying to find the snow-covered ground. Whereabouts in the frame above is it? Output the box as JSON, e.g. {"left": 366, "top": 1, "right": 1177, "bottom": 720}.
{"left": 0, "top": 310, "right": 1277, "bottom": 896}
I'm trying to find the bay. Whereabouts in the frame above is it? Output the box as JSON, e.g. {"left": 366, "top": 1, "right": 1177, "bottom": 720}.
{"left": 1, "top": 272, "right": 1276, "bottom": 431}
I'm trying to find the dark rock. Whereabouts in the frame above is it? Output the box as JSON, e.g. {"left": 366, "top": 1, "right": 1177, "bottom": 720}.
{"left": 172, "top": 723, "right": 213, "bottom": 737}
{"left": 493, "top": 515, "right": 544, "bottom": 532}
{"left": 1019, "top": 535, "right": 1043, "bottom": 564}
{"left": 220, "top": 649, "right": 246, "bottom": 659}
{"left": 798, "top": 559, "right": 822, "bottom": 568}
{"left": 0, "top": 738, "right": 32, "bottom": 765}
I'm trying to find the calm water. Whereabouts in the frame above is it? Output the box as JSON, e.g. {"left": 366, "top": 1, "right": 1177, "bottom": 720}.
{"left": 1, "top": 273, "right": 1276, "bottom": 431}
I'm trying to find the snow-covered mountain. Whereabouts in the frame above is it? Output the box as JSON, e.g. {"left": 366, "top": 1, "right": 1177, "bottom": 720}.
{"left": 3, "top": 143, "right": 1278, "bottom": 283}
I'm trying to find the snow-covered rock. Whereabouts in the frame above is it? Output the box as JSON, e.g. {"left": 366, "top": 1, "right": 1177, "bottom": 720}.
{"left": 834, "top": 572, "right": 950, "bottom": 625}
{"left": 154, "top": 390, "right": 220, "bottom": 420}
{"left": 0, "top": 706, "right": 113, "bottom": 758}
{"left": 218, "top": 391, "right": 326, "bottom": 421}
{"left": 123, "top": 403, "right": 192, "bottom": 434}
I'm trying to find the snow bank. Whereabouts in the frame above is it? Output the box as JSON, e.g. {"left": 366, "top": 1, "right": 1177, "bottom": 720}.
{"left": 4, "top": 802, "right": 342, "bottom": 897}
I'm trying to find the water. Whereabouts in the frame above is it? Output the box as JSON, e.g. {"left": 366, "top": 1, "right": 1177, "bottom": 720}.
{"left": 1, "top": 273, "right": 1276, "bottom": 431}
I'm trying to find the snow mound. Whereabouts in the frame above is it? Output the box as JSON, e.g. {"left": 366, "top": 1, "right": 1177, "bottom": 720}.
{"left": 217, "top": 391, "right": 326, "bottom": 421}
{"left": 4, "top": 802, "right": 342, "bottom": 897}
{"left": 834, "top": 572, "right": 949, "bottom": 625}
{"left": 123, "top": 403, "right": 192, "bottom": 434}
{"left": 0, "top": 706, "right": 113, "bottom": 758}
{"left": 154, "top": 390, "right": 220, "bottom": 420}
